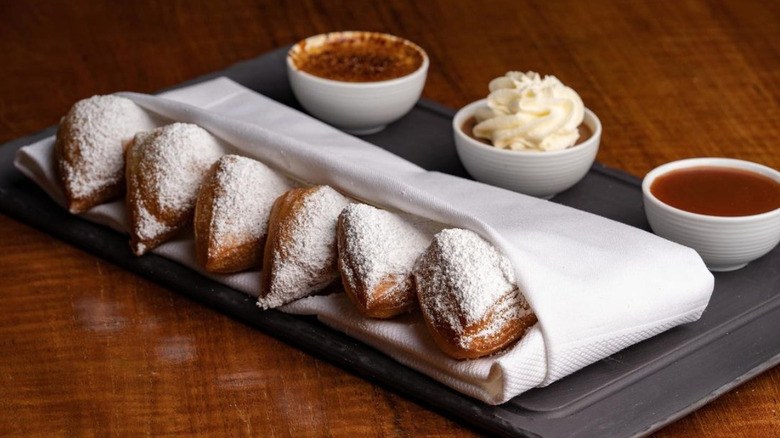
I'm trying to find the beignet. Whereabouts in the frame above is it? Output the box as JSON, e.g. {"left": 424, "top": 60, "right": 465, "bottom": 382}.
{"left": 126, "top": 123, "right": 223, "bottom": 255}
{"left": 258, "top": 185, "right": 351, "bottom": 309}
{"left": 413, "top": 229, "right": 536, "bottom": 359}
{"left": 194, "top": 155, "right": 295, "bottom": 273}
{"left": 337, "top": 204, "right": 440, "bottom": 318}
{"left": 54, "top": 95, "right": 158, "bottom": 213}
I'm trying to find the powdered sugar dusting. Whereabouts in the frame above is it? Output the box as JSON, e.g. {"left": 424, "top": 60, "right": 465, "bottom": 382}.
{"left": 414, "top": 228, "right": 532, "bottom": 345}
{"left": 136, "top": 203, "right": 174, "bottom": 241}
{"left": 259, "top": 186, "right": 351, "bottom": 308}
{"left": 339, "top": 204, "right": 441, "bottom": 304}
{"left": 58, "top": 95, "right": 159, "bottom": 198}
{"left": 130, "top": 123, "right": 224, "bottom": 247}
{"left": 208, "top": 155, "right": 295, "bottom": 252}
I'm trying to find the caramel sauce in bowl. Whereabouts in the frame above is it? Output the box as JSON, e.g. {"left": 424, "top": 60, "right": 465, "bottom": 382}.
{"left": 287, "top": 31, "right": 429, "bottom": 134}
{"left": 642, "top": 158, "right": 780, "bottom": 272}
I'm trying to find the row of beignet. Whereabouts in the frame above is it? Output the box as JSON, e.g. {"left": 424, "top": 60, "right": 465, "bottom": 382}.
{"left": 54, "top": 95, "right": 536, "bottom": 359}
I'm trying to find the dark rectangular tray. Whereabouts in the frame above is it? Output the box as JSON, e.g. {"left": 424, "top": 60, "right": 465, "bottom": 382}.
{"left": 1, "top": 47, "right": 778, "bottom": 438}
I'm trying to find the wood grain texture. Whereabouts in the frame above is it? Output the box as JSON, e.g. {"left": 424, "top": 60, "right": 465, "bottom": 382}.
{"left": 0, "top": 0, "right": 778, "bottom": 437}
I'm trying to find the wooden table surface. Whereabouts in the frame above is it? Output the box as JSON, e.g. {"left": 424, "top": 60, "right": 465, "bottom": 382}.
{"left": 1, "top": 0, "right": 778, "bottom": 436}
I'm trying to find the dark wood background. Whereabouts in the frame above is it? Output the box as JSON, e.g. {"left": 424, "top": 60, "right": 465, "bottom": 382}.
{"left": 1, "top": 0, "right": 778, "bottom": 436}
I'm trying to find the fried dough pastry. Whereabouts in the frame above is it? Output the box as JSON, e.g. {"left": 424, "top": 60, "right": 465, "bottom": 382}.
{"left": 258, "top": 185, "right": 351, "bottom": 309}
{"left": 337, "top": 204, "right": 440, "bottom": 318}
{"left": 194, "top": 155, "right": 295, "bottom": 273}
{"left": 54, "top": 95, "right": 158, "bottom": 213}
{"left": 125, "top": 123, "right": 224, "bottom": 256}
{"left": 413, "top": 229, "right": 537, "bottom": 359}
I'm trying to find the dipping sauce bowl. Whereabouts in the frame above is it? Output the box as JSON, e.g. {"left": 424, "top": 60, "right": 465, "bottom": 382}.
{"left": 642, "top": 157, "right": 780, "bottom": 272}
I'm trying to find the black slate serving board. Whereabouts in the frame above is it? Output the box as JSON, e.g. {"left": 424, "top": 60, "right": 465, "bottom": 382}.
{"left": 1, "top": 47, "right": 778, "bottom": 438}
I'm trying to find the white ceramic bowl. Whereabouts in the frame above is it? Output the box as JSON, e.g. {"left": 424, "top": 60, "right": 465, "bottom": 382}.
{"left": 453, "top": 99, "right": 602, "bottom": 199}
{"left": 642, "top": 158, "right": 780, "bottom": 272}
{"left": 287, "top": 31, "right": 429, "bottom": 135}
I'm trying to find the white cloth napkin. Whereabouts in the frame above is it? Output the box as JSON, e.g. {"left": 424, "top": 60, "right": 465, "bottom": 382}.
{"left": 14, "top": 77, "right": 714, "bottom": 404}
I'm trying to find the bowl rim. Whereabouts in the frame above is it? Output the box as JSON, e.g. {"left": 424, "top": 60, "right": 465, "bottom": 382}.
{"left": 642, "top": 157, "right": 780, "bottom": 223}
{"left": 452, "top": 98, "right": 602, "bottom": 157}
{"left": 287, "top": 31, "right": 429, "bottom": 88}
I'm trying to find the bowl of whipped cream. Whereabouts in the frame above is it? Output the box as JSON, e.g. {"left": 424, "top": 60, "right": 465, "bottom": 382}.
{"left": 453, "top": 71, "right": 601, "bottom": 199}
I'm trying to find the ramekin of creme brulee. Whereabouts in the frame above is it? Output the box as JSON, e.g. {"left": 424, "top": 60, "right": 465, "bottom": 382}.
{"left": 287, "top": 31, "right": 429, "bottom": 135}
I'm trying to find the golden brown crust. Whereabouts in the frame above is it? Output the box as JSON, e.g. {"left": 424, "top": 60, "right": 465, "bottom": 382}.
{"left": 54, "top": 121, "right": 126, "bottom": 214}
{"left": 418, "top": 287, "right": 537, "bottom": 360}
{"left": 259, "top": 186, "right": 350, "bottom": 306}
{"left": 336, "top": 213, "right": 416, "bottom": 319}
{"left": 124, "top": 123, "right": 223, "bottom": 256}
{"left": 193, "top": 161, "right": 265, "bottom": 273}
{"left": 413, "top": 228, "right": 538, "bottom": 360}
{"left": 193, "top": 165, "right": 216, "bottom": 269}
{"left": 125, "top": 136, "right": 189, "bottom": 256}
{"left": 260, "top": 187, "right": 318, "bottom": 299}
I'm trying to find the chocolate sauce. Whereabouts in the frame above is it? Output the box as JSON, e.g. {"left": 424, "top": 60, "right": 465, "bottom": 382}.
{"left": 460, "top": 116, "right": 592, "bottom": 147}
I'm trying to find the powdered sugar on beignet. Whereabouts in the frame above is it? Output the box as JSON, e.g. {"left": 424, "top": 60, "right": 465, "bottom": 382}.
{"left": 414, "top": 228, "right": 536, "bottom": 359}
{"left": 258, "top": 185, "right": 351, "bottom": 309}
{"left": 126, "top": 123, "right": 224, "bottom": 255}
{"left": 338, "top": 204, "right": 441, "bottom": 318}
{"left": 55, "top": 95, "right": 159, "bottom": 213}
{"left": 194, "top": 155, "right": 295, "bottom": 273}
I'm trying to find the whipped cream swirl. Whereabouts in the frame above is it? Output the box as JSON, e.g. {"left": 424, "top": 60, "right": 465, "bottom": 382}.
{"left": 473, "top": 71, "right": 584, "bottom": 151}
